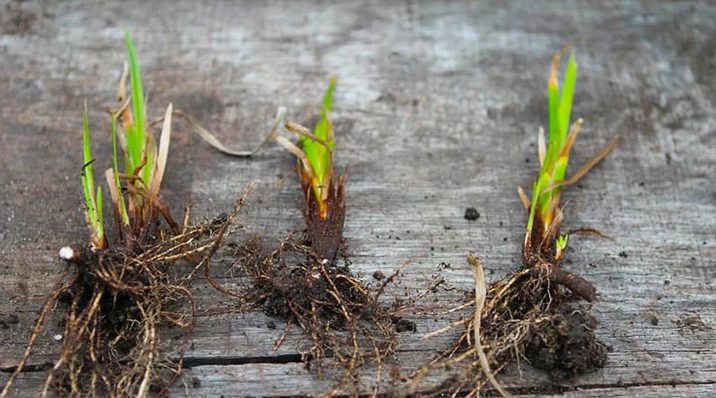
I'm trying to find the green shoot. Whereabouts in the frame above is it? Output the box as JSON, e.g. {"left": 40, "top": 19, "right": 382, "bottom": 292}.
{"left": 524, "top": 49, "right": 618, "bottom": 254}
{"left": 78, "top": 31, "right": 174, "bottom": 249}
{"left": 123, "top": 30, "right": 153, "bottom": 186}
{"left": 114, "top": 31, "right": 172, "bottom": 237}
{"left": 80, "top": 106, "right": 106, "bottom": 250}
{"left": 301, "top": 77, "right": 336, "bottom": 218}
{"left": 526, "top": 50, "right": 579, "bottom": 239}
{"left": 555, "top": 233, "right": 569, "bottom": 259}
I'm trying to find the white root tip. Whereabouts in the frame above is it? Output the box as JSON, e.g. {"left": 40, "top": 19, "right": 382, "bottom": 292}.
{"left": 58, "top": 246, "right": 77, "bottom": 261}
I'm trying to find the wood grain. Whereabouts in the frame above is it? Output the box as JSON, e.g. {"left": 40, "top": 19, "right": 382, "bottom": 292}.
{"left": 1, "top": 0, "right": 714, "bottom": 396}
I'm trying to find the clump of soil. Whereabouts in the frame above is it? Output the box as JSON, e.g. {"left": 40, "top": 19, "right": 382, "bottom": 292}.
{"left": 525, "top": 304, "right": 607, "bottom": 380}
{"left": 464, "top": 207, "right": 480, "bottom": 221}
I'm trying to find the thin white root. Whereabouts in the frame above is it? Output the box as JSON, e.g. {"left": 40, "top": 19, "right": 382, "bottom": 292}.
{"left": 467, "top": 255, "right": 512, "bottom": 398}
{"left": 421, "top": 317, "right": 470, "bottom": 340}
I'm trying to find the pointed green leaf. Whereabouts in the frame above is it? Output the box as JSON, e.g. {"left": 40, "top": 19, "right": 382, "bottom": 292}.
{"left": 302, "top": 78, "right": 336, "bottom": 192}
{"left": 81, "top": 108, "right": 95, "bottom": 196}
{"left": 558, "top": 51, "right": 578, "bottom": 143}
{"left": 124, "top": 30, "right": 150, "bottom": 183}
{"left": 81, "top": 108, "right": 97, "bottom": 224}
{"left": 544, "top": 71, "right": 560, "bottom": 170}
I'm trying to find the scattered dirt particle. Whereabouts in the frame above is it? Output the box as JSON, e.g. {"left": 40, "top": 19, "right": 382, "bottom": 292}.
{"left": 372, "top": 270, "right": 385, "bottom": 280}
{"left": 394, "top": 318, "right": 416, "bottom": 333}
{"left": 17, "top": 280, "right": 29, "bottom": 298}
{"left": 0, "top": 313, "right": 20, "bottom": 329}
{"left": 464, "top": 207, "right": 480, "bottom": 221}
{"left": 674, "top": 314, "right": 712, "bottom": 334}
{"left": 191, "top": 377, "right": 201, "bottom": 388}
{"left": 2, "top": 4, "right": 37, "bottom": 35}
{"left": 266, "top": 321, "right": 276, "bottom": 330}
{"left": 618, "top": 251, "right": 628, "bottom": 258}
{"left": 664, "top": 280, "right": 670, "bottom": 285}
{"left": 650, "top": 315, "right": 659, "bottom": 326}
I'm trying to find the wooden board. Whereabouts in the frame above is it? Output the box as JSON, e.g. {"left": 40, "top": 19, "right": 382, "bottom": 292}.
{"left": 1, "top": 0, "right": 715, "bottom": 396}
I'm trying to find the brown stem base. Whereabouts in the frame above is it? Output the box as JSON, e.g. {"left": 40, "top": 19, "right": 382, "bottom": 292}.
{"left": 529, "top": 262, "right": 597, "bottom": 302}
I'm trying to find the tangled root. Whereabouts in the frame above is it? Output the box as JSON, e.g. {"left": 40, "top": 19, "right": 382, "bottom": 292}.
{"left": 411, "top": 257, "right": 606, "bottom": 397}
{"left": 206, "top": 233, "right": 431, "bottom": 395}
{"left": 1, "top": 217, "right": 228, "bottom": 398}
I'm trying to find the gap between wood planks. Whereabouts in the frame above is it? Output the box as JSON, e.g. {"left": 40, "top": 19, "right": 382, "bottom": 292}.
{"left": 3, "top": 357, "right": 715, "bottom": 396}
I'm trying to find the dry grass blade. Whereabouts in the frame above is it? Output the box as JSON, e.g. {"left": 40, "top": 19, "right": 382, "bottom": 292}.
{"left": 284, "top": 120, "right": 332, "bottom": 149}
{"left": 542, "top": 135, "right": 619, "bottom": 193}
{"left": 468, "top": 255, "right": 512, "bottom": 398}
{"left": 517, "top": 186, "right": 530, "bottom": 210}
{"left": 171, "top": 107, "right": 286, "bottom": 157}
{"left": 147, "top": 103, "right": 172, "bottom": 201}
{"left": 274, "top": 135, "right": 312, "bottom": 171}
{"left": 566, "top": 227, "right": 614, "bottom": 240}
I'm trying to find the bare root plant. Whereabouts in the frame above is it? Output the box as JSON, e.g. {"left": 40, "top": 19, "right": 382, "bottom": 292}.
{"left": 410, "top": 49, "right": 616, "bottom": 397}
{"left": 1, "top": 32, "right": 240, "bottom": 398}
{"left": 202, "top": 79, "right": 437, "bottom": 395}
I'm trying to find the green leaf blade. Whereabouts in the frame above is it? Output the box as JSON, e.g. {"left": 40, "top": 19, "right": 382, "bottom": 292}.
{"left": 558, "top": 51, "right": 578, "bottom": 143}
{"left": 81, "top": 108, "right": 97, "bottom": 223}
{"left": 81, "top": 108, "right": 95, "bottom": 194}
{"left": 124, "top": 30, "right": 149, "bottom": 182}
{"left": 302, "top": 78, "right": 336, "bottom": 189}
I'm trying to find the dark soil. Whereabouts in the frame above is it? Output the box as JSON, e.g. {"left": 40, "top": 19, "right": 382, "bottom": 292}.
{"left": 525, "top": 304, "right": 607, "bottom": 380}
{"left": 236, "top": 236, "right": 414, "bottom": 335}
{"left": 464, "top": 207, "right": 480, "bottom": 221}
{"left": 57, "top": 252, "right": 141, "bottom": 350}
{"left": 260, "top": 261, "right": 380, "bottom": 328}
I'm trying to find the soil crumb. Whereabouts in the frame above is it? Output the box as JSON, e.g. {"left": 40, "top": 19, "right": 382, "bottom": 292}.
{"left": 525, "top": 304, "right": 607, "bottom": 380}
{"left": 464, "top": 207, "right": 480, "bottom": 221}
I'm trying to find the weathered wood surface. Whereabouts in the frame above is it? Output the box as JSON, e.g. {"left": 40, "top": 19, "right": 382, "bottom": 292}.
{"left": 1, "top": 0, "right": 715, "bottom": 396}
